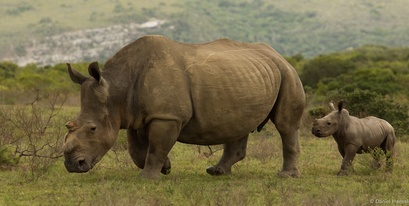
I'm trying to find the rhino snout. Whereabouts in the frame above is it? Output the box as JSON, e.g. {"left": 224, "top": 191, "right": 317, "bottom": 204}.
{"left": 64, "top": 157, "right": 91, "bottom": 173}
{"left": 311, "top": 127, "right": 323, "bottom": 137}
{"left": 312, "top": 127, "right": 318, "bottom": 135}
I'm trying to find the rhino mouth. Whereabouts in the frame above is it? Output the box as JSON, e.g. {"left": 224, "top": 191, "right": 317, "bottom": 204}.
{"left": 311, "top": 128, "right": 326, "bottom": 138}
{"left": 64, "top": 157, "right": 96, "bottom": 173}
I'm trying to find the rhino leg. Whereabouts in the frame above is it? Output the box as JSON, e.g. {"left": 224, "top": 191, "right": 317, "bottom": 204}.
{"left": 275, "top": 129, "right": 301, "bottom": 178}
{"left": 127, "top": 128, "right": 172, "bottom": 176}
{"left": 206, "top": 136, "right": 248, "bottom": 176}
{"left": 370, "top": 148, "right": 383, "bottom": 169}
{"left": 270, "top": 80, "right": 304, "bottom": 178}
{"left": 273, "top": 110, "right": 302, "bottom": 177}
{"left": 139, "top": 120, "right": 180, "bottom": 179}
{"left": 338, "top": 144, "right": 358, "bottom": 176}
{"left": 381, "top": 133, "right": 395, "bottom": 173}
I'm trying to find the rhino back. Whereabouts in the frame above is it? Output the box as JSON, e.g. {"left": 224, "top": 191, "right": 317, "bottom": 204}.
{"left": 103, "top": 36, "right": 289, "bottom": 145}
{"left": 347, "top": 116, "right": 394, "bottom": 149}
{"left": 179, "top": 40, "right": 283, "bottom": 144}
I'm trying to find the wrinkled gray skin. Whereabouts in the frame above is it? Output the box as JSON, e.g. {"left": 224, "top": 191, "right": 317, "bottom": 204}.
{"left": 63, "top": 35, "right": 305, "bottom": 179}
{"left": 312, "top": 101, "right": 395, "bottom": 175}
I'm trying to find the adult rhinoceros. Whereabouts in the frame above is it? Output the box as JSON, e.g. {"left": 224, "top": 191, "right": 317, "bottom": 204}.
{"left": 312, "top": 101, "right": 395, "bottom": 175}
{"left": 63, "top": 35, "right": 305, "bottom": 179}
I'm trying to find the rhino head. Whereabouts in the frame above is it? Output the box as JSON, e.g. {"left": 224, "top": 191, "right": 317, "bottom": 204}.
{"left": 312, "top": 101, "right": 348, "bottom": 137}
{"left": 63, "top": 62, "right": 118, "bottom": 173}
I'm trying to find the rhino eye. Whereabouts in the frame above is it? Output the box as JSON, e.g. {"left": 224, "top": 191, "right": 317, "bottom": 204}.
{"left": 326, "top": 122, "right": 331, "bottom": 126}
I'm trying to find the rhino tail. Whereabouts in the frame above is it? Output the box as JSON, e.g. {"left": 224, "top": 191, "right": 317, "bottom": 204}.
{"left": 256, "top": 117, "right": 270, "bottom": 132}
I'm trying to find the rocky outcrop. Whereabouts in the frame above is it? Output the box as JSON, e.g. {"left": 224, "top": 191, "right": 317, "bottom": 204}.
{"left": 5, "top": 20, "right": 165, "bottom": 66}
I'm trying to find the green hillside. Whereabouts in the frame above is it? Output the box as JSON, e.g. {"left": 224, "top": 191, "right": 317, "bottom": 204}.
{"left": 1, "top": 0, "right": 409, "bottom": 63}
{"left": 0, "top": 0, "right": 182, "bottom": 58}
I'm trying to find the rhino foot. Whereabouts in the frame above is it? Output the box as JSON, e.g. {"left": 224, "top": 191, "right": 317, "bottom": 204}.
{"left": 161, "top": 158, "right": 171, "bottom": 175}
{"left": 371, "top": 160, "right": 382, "bottom": 169}
{"left": 206, "top": 166, "right": 230, "bottom": 176}
{"left": 337, "top": 170, "right": 349, "bottom": 176}
{"left": 278, "top": 169, "right": 300, "bottom": 178}
{"left": 161, "top": 167, "right": 171, "bottom": 175}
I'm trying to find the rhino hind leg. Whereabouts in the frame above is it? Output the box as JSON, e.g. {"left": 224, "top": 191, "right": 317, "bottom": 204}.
{"left": 269, "top": 79, "right": 305, "bottom": 178}
{"left": 369, "top": 147, "right": 384, "bottom": 170}
{"left": 206, "top": 136, "right": 248, "bottom": 176}
{"left": 272, "top": 115, "right": 302, "bottom": 178}
{"left": 276, "top": 129, "right": 301, "bottom": 178}
{"left": 381, "top": 133, "right": 395, "bottom": 173}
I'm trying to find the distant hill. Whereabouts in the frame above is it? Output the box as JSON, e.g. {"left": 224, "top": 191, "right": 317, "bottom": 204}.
{"left": 1, "top": 0, "right": 409, "bottom": 66}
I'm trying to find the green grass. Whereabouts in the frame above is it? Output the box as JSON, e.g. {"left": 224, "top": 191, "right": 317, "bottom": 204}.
{"left": 1, "top": 122, "right": 408, "bottom": 205}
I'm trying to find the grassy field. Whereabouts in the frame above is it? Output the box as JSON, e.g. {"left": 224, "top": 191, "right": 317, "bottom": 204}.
{"left": 1, "top": 117, "right": 408, "bottom": 205}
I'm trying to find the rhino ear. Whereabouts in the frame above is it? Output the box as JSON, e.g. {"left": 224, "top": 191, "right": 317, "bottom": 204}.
{"left": 337, "top": 100, "right": 344, "bottom": 112}
{"left": 329, "top": 102, "right": 336, "bottom": 111}
{"left": 88, "top": 62, "right": 102, "bottom": 82}
{"left": 67, "top": 63, "right": 87, "bottom": 85}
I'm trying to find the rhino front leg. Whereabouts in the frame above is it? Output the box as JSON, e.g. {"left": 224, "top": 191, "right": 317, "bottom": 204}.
{"left": 127, "top": 128, "right": 171, "bottom": 175}
{"left": 338, "top": 144, "right": 358, "bottom": 176}
{"left": 206, "top": 136, "right": 248, "bottom": 176}
{"left": 139, "top": 120, "right": 180, "bottom": 179}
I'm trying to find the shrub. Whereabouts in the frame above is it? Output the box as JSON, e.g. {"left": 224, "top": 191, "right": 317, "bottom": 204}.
{"left": 0, "top": 145, "right": 19, "bottom": 169}
{"left": 0, "top": 90, "right": 67, "bottom": 179}
{"left": 325, "top": 89, "right": 409, "bottom": 139}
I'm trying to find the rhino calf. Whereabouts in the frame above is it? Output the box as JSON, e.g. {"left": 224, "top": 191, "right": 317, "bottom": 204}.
{"left": 312, "top": 101, "right": 395, "bottom": 175}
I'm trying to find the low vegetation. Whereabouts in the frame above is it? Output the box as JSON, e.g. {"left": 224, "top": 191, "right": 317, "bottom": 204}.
{"left": 0, "top": 114, "right": 408, "bottom": 205}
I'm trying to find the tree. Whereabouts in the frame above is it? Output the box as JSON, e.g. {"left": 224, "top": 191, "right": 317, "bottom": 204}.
{"left": 325, "top": 89, "right": 409, "bottom": 137}
{"left": 0, "top": 61, "right": 18, "bottom": 80}
{"left": 300, "top": 55, "right": 356, "bottom": 88}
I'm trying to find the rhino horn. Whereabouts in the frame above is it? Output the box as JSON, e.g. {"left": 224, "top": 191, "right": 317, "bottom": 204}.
{"left": 329, "top": 102, "right": 336, "bottom": 111}
{"left": 65, "top": 121, "right": 78, "bottom": 131}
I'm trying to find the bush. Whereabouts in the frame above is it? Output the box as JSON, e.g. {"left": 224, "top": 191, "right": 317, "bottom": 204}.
{"left": 0, "top": 145, "right": 19, "bottom": 169}
{"left": 324, "top": 89, "right": 409, "bottom": 139}
{"left": 0, "top": 90, "right": 67, "bottom": 179}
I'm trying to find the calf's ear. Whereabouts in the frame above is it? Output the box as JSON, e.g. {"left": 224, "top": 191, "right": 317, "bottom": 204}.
{"left": 329, "top": 102, "right": 336, "bottom": 111}
{"left": 67, "top": 63, "right": 87, "bottom": 85}
{"left": 337, "top": 100, "right": 344, "bottom": 112}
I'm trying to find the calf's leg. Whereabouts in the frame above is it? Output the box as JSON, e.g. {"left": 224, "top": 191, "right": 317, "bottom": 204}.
{"left": 338, "top": 144, "right": 358, "bottom": 176}
{"left": 206, "top": 136, "right": 248, "bottom": 175}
